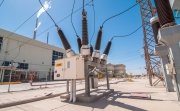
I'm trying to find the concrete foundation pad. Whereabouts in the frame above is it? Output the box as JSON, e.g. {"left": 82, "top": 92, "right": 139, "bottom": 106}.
{"left": 61, "top": 89, "right": 114, "bottom": 103}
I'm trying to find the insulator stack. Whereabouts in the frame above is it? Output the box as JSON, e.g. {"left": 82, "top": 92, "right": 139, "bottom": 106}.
{"left": 77, "top": 37, "right": 82, "bottom": 52}
{"left": 90, "top": 45, "right": 93, "bottom": 56}
{"left": 95, "top": 27, "right": 102, "bottom": 50}
{"left": 154, "top": 0, "right": 175, "bottom": 27}
{"left": 103, "top": 41, "right": 112, "bottom": 55}
{"left": 150, "top": 16, "right": 160, "bottom": 44}
{"left": 82, "top": 11, "right": 88, "bottom": 45}
{"left": 57, "top": 28, "right": 71, "bottom": 50}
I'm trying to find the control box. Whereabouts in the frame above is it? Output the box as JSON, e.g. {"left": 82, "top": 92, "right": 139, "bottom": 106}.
{"left": 54, "top": 56, "right": 85, "bottom": 80}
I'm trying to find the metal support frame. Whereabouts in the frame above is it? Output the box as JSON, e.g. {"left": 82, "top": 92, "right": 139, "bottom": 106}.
{"left": 105, "top": 66, "right": 110, "bottom": 90}
{"left": 67, "top": 80, "right": 69, "bottom": 93}
{"left": 1, "top": 69, "right": 4, "bottom": 82}
{"left": 84, "top": 61, "right": 90, "bottom": 97}
{"left": 69, "top": 79, "right": 76, "bottom": 102}
{"left": 0, "top": 68, "right": 2, "bottom": 81}
{"left": 137, "top": 0, "right": 163, "bottom": 86}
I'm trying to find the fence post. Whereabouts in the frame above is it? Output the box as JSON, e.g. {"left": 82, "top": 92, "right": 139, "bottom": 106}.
{"left": 8, "top": 61, "right": 14, "bottom": 92}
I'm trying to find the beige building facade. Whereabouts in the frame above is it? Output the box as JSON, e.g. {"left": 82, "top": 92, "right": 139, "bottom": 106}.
{"left": 0, "top": 28, "right": 65, "bottom": 82}
{"left": 107, "top": 63, "right": 126, "bottom": 77}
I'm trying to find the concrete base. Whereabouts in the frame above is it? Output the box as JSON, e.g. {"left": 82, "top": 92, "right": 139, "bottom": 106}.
{"left": 155, "top": 45, "right": 175, "bottom": 92}
{"left": 61, "top": 89, "right": 114, "bottom": 103}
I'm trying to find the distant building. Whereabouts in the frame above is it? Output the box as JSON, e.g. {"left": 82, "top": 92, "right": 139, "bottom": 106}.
{"left": 107, "top": 63, "right": 126, "bottom": 77}
{"left": 0, "top": 28, "right": 65, "bottom": 82}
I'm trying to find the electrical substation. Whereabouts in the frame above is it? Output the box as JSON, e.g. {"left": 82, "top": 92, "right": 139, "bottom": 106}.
{"left": 0, "top": 0, "right": 180, "bottom": 110}
{"left": 51, "top": 0, "right": 180, "bottom": 103}
{"left": 53, "top": 0, "right": 113, "bottom": 102}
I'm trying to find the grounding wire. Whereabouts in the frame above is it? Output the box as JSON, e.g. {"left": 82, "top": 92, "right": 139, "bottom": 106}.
{"left": 5, "top": 10, "right": 40, "bottom": 53}
{"left": 4, "top": 0, "right": 56, "bottom": 60}
{"left": 71, "top": 0, "right": 79, "bottom": 37}
{"left": 101, "top": 1, "right": 141, "bottom": 28}
{"left": 110, "top": 25, "right": 142, "bottom": 41}
{"left": 6, "top": 0, "right": 90, "bottom": 53}
{"left": 90, "top": 0, "right": 96, "bottom": 45}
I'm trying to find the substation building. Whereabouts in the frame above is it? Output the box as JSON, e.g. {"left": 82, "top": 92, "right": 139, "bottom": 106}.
{"left": 0, "top": 28, "right": 65, "bottom": 82}
{"left": 107, "top": 63, "right": 126, "bottom": 77}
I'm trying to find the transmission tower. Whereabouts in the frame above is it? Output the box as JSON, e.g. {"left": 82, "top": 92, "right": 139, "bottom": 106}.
{"left": 137, "top": 0, "right": 163, "bottom": 86}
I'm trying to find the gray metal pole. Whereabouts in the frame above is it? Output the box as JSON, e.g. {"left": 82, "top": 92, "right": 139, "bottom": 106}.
{"left": 85, "top": 62, "right": 90, "bottom": 97}
{"left": 8, "top": 61, "right": 13, "bottom": 92}
{"left": 1, "top": 69, "right": 4, "bottom": 82}
{"left": 25, "top": 70, "right": 28, "bottom": 80}
{"left": 91, "top": 77, "right": 94, "bottom": 89}
{"left": 72, "top": 79, "right": 76, "bottom": 102}
{"left": 0, "top": 68, "right": 2, "bottom": 82}
{"left": 69, "top": 79, "right": 73, "bottom": 102}
{"left": 45, "top": 72, "right": 47, "bottom": 87}
{"left": 67, "top": 80, "right": 69, "bottom": 93}
{"left": 106, "top": 66, "right": 110, "bottom": 90}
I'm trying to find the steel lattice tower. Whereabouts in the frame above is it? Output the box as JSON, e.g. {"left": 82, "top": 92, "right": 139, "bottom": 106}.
{"left": 137, "top": 0, "right": 163, "bottom": 86}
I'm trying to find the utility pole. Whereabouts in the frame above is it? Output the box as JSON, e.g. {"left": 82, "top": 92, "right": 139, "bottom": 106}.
{"left": 137, "top": 0, "right": 162, "bottom": 86}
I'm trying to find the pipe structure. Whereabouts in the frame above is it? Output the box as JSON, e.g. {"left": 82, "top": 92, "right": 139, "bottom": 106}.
{"left": 154, "top": 0, "right": 175, "bottom": 27}
{"left": 69, "top": 80, "right": 73, "bottom": 102}
{"left": 72, "top": 80, "right": 76, "bottom": 102}
{"left": 66, "top": 80, "right": 69, "bottom": 94}
{"left": 150, "top": 16, "right": 160, "bottom": 44}
{"left": 69, "top": 79, "right": 76, "bottom": 102}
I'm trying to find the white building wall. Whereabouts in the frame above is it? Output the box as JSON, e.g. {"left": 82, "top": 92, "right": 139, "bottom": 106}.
{"left": 0, "top": 28, "right": 65, "bottom": 76}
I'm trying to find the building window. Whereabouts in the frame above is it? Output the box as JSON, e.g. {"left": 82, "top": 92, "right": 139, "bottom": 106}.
{"left": 2, "top": 61, "right": 28, "bottom": 69}
{"left": 52, "top": 50, "right": 63, "bottom": 65}
{"left": 0, "top": 37, "right": 3, "bottom": 52}
{"left": 2, "top": 61, "right": 11, "bottom": 66}
{"left": 17, "top": 63, "right": 29, "bottom": 69}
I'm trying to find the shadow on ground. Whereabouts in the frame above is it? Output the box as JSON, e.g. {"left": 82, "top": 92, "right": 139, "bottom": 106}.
{"left": 61, "top": 91, "right": 164, "bottom": 111}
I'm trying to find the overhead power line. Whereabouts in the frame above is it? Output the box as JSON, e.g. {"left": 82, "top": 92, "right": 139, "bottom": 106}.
{"left": 37, "top": 0, "right": 95, "bottom": 37}
{"left": 6, "top": 0, "right": 94, "bottom": 55}
{"left": 5, "top": 11, "right": 39, "bottom": 53}
{"left": 38, "top": 0, "right": 58, "bottom": 28}
{"left": 90, "top": 0, "right": 96, "bottom": 45}
{"left": 101, "top": 1, "right": 141, "bottom": 27}
{"left": 111, "top": 25, "right": 142, "bottom": 41}
{"left": 71, "top": 0, "right": 79, "bottom": 37}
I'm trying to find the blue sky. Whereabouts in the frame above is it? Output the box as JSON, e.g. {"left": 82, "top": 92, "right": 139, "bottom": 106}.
{"left": 0, "top": 0, "right": 146, "bottom": 74}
